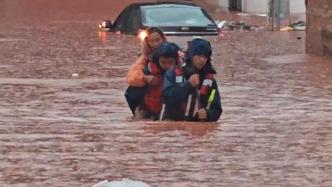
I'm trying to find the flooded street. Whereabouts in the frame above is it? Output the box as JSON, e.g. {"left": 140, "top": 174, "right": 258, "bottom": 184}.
{"left": 0, "top": 1, "right": 331, "bottom": 186}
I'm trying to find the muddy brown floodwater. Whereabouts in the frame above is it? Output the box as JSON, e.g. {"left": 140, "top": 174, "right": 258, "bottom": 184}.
{"left": 0, "top": 1, "right": 331, "bottom": 187}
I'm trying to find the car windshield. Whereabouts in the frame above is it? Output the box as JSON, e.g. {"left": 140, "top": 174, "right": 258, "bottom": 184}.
{"left": 141, "top": 5, "right": 215, "bottom": 27}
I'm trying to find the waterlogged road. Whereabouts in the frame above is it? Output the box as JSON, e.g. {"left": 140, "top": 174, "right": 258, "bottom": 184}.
{"left": 0, "top": 1, "right": 331, "bottom": 186}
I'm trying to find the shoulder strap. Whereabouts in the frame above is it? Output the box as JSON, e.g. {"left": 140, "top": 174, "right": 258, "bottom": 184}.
{"left": 200, "top": 73, "right": 214, "bottom": 96}
{"left": 175, "top": 66, "right": 184, "bottom": 84}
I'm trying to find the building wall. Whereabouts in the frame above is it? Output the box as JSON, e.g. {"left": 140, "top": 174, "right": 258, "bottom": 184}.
{"left": 218, "top": 0, "right": 229, "bottom": 8}
{"left": 306, "top": 0, "right": 332, "bottom": 56}
{"left": 242, "top": 0, "right": 269, "bottom": 13}
{"left": 218, "top": 0, "right": 305, "bottom": 14}
{"left": 290, "top": 0, "right": 306, "bottom": 13}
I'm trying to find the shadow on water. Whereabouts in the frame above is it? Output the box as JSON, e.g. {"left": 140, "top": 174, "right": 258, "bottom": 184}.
{"left": 141, "top": 121, "right": 219, "bottom": 137}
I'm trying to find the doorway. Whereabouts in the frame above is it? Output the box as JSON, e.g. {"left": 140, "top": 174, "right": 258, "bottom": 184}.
{"left": 229, "top": 0, "right": 242, "bottom": 11}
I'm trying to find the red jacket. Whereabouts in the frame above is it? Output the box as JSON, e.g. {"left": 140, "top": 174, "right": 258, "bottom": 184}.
{"left": 143, "top": 63, "right": 164, "bottom": 115}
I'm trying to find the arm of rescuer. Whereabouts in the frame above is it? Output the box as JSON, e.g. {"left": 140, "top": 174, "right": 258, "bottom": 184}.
{"left": 127, "top": 56, "right": 150, "bottom": 87}
{"left": 162, "top": 68, "right": 195, "bottom": 108}
{"left": 204, "top": 80, "right": 222, "bottom": 122}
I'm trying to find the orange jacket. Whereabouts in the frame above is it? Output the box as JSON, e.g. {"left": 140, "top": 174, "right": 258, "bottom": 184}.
{"left": 127, "top": 39, "right": 153, "bottom": 87}
{"left": 127, "top": 55, "right": 148, "bottom": 87}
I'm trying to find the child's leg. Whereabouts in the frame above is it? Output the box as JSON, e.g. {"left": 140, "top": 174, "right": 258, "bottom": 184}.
{"left": 124, "top": 86, "right": 147, "bottom": 115}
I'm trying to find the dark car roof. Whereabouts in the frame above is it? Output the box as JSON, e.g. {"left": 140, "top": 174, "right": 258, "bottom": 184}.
{"left": 111, "top": 2, "right": 218, "bottom": 35}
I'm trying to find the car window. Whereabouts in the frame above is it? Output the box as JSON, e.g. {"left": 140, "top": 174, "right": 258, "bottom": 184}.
{"left": 130, "top": 7, "right": 142, "bottom": 33}
{"left": 142, "top": 5, "right": 214, "bottom": 27}
{"left": 113, "top": 7, "right": 131, "bottom": 31}
{"left": 113, "top": 6, "right": 142, "bottom": 34}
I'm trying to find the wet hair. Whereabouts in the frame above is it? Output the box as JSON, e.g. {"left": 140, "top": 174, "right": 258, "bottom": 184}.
{"left": 142, "top": 27, "right": 167, "bottom": 60}
{"left": 146, "top": 27, "right": 166, "bottom": 41}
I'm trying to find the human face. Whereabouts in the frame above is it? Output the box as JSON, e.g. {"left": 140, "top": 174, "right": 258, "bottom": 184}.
{"left": 192, "top": 55, "right": 208, "bottom": 70}
{"left": 159, "top": 56, "right": 176, "bottom": 71}
{"left": 147, "top": 32, "right": 164, "bottom": 50}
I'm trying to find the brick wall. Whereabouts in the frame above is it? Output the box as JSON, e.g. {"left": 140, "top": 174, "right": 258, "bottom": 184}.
{"left": 306, "top": 0, "right": 332, "bottom": 56}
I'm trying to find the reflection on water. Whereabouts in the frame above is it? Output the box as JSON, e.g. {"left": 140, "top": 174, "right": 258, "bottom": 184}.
{"left": 0, "top": 1, "right": 331, "bottom": 187}
{"left": 142, "top": 121, "right": 219, "bottom": 137}
{"left": 98, "top": 31, "right": 108, "bottom": 42}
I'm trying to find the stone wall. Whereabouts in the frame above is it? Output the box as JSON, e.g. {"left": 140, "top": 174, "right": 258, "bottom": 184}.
{"left": 306, "top": 1, "right": 332, "bottom": 56}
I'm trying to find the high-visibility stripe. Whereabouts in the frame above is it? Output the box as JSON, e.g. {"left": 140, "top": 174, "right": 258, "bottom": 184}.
{"left": 159, "top": 104, "right": 165, "bottom": 121}
{"left": 203, "top": 79, "right": 213, "bottom": 87}
{"left": 193, "top": 90, "right": 200, "bottom": 117}
{"left": 185, "top": 94, "right": 192, "bottom": 117}
{"left": 176, "top": 76, "right": 183, "bottom": 83}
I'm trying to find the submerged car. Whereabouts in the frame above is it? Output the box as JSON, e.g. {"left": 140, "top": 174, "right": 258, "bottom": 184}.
{"left": 98, "top": 2, "right": 220, "bottom": 37}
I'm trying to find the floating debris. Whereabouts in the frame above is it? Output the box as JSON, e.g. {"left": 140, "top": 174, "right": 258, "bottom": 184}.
{"left": 215, "top": 20, "right": 262, "bottom": 31}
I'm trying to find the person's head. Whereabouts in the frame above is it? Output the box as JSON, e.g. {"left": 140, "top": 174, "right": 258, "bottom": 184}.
{"left": 146, "top": 27, "right": 166, "bottom": 50}
{"left": 152, "top": 42, "right": 180, "bottom": 71}
{"left": 185, "top": 38, "right": 212, "bottom": 71}
{"left": 192, "top": 54, "right": 208, "bottom": 70}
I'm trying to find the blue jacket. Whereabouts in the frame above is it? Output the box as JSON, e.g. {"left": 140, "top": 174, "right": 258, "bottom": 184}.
{"left": 162, "top": 38, "right": 222, "bottom": 122}
{"left": 163, "top": 66, "right": 222, "bottom": 122}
